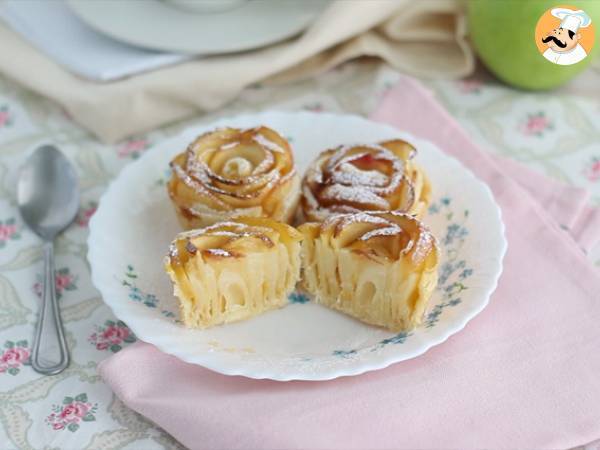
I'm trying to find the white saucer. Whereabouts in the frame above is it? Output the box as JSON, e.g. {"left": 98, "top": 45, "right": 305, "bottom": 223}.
{"left": 67, "top": 0, "right": 329, "bottom": 54}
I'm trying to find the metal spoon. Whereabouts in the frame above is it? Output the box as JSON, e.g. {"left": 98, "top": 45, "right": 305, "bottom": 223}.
{"left": 17, "top": 145, "right": 79, "bottom": 375}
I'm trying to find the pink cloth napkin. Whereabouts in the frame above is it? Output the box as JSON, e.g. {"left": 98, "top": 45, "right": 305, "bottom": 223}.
{"left": 99, "top": 77, "right": 600, "bottom": 449}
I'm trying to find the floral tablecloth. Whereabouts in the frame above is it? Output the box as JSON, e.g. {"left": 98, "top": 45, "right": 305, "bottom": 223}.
{"left": 0, "top": 61, "right": 599, "bottom": 450}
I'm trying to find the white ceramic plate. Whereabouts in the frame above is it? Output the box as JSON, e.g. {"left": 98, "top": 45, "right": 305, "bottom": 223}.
{"left": 88, "top": 111, "right": 507, "bottom": 381}
{"left": 67, "top": 0, "right": 328, "bottom": 54}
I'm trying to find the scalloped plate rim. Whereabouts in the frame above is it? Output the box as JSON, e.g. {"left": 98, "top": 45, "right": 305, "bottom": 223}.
{"left": 88, "top": 111, "right": 507, "bottom": 381}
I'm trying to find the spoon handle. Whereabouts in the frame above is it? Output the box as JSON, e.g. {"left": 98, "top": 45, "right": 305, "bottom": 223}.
{"left": 31, "top": 241, "right": 69, "bottom": 375}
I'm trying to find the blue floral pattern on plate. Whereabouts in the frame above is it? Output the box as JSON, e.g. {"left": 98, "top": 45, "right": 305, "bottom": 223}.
{"left": 122, "top": 265, "right": 179, "bottom": 321}
{"left": 289, "top": 292, "right": 310, "bottom": 304}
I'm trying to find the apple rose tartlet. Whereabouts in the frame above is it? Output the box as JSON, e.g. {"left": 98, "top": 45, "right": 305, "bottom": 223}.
{"left": 299, "top": 211, "right": 439, "bottom": 332}
{"left": 300, "top": 140, "right": 431, "bottom": 222}
{"left": 165, "top": 217, "right": 302, "bottom": 328}
{"left": 168, "top": 126, "right": 300, "bottom": 229}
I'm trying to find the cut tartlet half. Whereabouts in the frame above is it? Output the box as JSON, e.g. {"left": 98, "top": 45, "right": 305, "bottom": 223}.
{"left": 299, "top": 211, "right": 439, "bottom": 332}
{"left": 165, "top": 216, "right": 302, "bottom": 328}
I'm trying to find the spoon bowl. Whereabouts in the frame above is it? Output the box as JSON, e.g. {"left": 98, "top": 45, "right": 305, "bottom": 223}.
{"left": 17, "top": 145, "right": 79, "bottom": 375}
{"left": 18, "top": 145, "right": 80, "bottom": 240}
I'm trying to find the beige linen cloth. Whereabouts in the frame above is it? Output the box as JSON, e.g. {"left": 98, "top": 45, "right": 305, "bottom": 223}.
{"left": 0, "top": 0, "right": 473, "bottom": 143}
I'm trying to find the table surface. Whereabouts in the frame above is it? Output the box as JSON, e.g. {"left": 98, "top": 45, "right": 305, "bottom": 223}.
{"left": 0, "top": 61, "right": 599, "bottom": 450}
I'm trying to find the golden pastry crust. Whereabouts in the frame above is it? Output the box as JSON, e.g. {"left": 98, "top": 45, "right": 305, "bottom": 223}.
{"left": 168, "top": 126, "right": 300, "bottom": 229}
{"left": 300, "top": 140, "right": 431, "bottom": 222}
{"left": 299, "top": 211, "right": 439, "bottom": 331}
{"left": 165, "top": 216, "right": 303, "bottom": 329}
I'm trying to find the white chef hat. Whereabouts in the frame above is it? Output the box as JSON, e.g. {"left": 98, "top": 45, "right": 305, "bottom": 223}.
{"left": 551, "top": 8, "right": 592, "bottom": 33}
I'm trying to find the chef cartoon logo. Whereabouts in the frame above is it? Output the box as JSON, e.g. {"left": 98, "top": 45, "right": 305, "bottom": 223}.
{"left": 535, "top": 5, "right": 595, "bottom": 65}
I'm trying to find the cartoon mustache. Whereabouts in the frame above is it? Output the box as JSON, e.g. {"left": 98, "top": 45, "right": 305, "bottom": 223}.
{"left": 542, "top": 35, "right": 567, "bottom": 48}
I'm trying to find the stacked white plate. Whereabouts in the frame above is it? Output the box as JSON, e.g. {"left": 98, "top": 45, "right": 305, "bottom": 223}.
{"left": 0, "top": 0, "right": 328, "bottom": 81}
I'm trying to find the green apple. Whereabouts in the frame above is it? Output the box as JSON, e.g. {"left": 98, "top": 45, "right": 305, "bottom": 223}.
{"left": 468, "top": 0, "right": 600, "bottom": 90}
